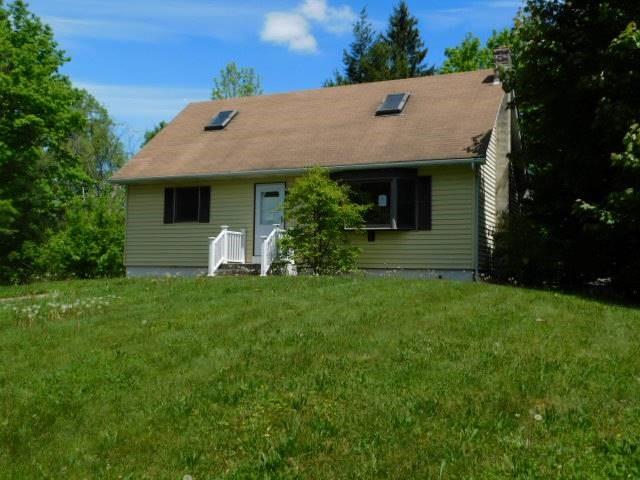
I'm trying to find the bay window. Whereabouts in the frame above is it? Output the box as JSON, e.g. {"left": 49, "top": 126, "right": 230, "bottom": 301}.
{"left": 333, "top": 169, "right": 431, "bottom": 230}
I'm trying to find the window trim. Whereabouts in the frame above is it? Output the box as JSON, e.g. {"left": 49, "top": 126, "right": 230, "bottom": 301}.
{"left": 163, "top": 186, "right": 211, "bottom": 224}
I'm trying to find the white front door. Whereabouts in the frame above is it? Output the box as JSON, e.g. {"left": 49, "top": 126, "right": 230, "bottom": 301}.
{"left": 254, "top": 183, "right": 285, "bottom": 256}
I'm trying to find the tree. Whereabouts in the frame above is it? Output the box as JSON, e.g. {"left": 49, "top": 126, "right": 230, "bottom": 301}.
{"left": 440, "top": 30, "right": 513, "bottom": 74}
{"left": 344, "top": 8, "right": 376, "bottom": 84}
{"left": 0, "top": 0, "right": 85, "bottom": 282}
{"left": 324, "top": 8, "right": 389, "bottom": 86}
{"left": 142, "top": 120, "right": 167, "bottom": 147}
{"left": 70, "top": 90, "right": 127, "bottom": 186}
{"left": 502, "top": 1, "right": 640, "bottom": 294}
{"left": 280, "top": 168, "right": 367, "bottom": 275}
{"left": 211, "top": 62, "right": 262, "bottom": 100}
{"left": 575, "top": 120, "right": 640, "bottom": 295}
{"left": 324, "top": 2, "right": 433, "bottom": 86}
{"left": 384, "top": 0, "right": 432, "bottom": 78}
{"left": 34, "top": 191, "right": 125, "bottom": 279}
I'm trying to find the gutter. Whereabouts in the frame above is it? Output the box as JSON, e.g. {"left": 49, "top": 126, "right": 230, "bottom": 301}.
{"left": 109, "top": 157, "right": 486, "bottom": 185}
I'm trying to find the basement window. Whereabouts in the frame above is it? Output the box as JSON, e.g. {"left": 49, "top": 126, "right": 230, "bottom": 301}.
{"left": 164, "top": 186, "right": 210, "bottom": 224}
{"left": 376, "top": 93, "right": 410, "bottom": 116}
{"left": 204, "top": 110, "right": 238, "bottom": 131}
{"left": 333, "top": 169, "right": 431, "bottom": 230}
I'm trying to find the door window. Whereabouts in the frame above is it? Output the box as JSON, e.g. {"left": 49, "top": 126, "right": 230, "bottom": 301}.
{"left": 260, "top": 191, "right": 283, "bottom": 225}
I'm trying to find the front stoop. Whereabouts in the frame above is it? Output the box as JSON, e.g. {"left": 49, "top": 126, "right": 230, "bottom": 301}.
{"left": 215, "top": 263, "right": 261, "bottom": 276}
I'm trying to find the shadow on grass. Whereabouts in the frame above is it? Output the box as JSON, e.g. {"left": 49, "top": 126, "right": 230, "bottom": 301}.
{"left": 482, "top": 276, "right": 640, "bottom": 309}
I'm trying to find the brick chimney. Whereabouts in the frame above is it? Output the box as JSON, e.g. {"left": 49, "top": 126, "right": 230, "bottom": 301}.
{"left": 493, "top": 47, "right": 511, "bottom": 84}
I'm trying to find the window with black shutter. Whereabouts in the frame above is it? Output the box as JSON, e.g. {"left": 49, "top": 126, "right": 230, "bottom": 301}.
{"left": 163, "top": 186, "right": 211, "bottom": 224}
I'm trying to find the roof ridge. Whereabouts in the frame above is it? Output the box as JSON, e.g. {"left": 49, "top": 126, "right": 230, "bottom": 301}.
{"left": 186, "top": 69, "right": 496, "bottom": 107}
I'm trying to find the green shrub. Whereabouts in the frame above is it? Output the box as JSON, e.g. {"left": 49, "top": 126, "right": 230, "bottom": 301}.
{"left": 35, "top": 192, "right": 125, "bottom": 279}
{"left": 280, "top": 167, "right": 367, "bottom": 275}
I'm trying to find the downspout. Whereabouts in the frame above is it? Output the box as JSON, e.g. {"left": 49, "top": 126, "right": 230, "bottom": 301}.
{"left": 472, "top": 163, "right": 480, "bottom": 281}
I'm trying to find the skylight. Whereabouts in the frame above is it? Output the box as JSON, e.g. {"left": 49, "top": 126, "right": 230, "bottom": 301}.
{"left": 376, "top": 93, "right": 410, "bottom": 116}
{"left": 204, "top": 110, "right": 238, "bottom": 131}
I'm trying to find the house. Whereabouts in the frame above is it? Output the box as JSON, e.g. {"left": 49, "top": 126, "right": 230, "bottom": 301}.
{"left": 111, "top": 66, "right": 518, "bottom": 280}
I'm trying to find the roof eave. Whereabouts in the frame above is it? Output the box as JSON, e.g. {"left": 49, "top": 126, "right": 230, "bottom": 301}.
{"left": 109, "top": 156, "right": 486, "bottom": 185}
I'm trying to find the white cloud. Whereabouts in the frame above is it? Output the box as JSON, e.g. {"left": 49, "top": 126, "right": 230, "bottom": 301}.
{"left": 299, "top": 0, "right": 327, "bottom": 21}
{"left": 299, "top": 0, "right": 354, "bottom": 34}
{"left": 261, "top": 0, "right": 354, "bottom": 54}
{"left": 261, "top": 12, "right": 318, "bottom": 53}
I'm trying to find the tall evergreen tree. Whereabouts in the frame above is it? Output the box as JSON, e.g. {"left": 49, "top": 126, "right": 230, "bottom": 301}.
{"left": 384, "top": 1, "right": 432, "bottom": 77}
{"left": 343, "top": 8, "right": 376, "bottom": 84}
{"left": 324, "top": 8, "right": 391, "bottom": 86}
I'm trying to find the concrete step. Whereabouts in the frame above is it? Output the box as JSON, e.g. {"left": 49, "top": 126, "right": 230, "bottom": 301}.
{"left": 215, "top": 263, "right": 261, "bottom": 276}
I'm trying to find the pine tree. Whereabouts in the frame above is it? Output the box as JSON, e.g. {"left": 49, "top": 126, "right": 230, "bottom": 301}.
{"left": 325, "top": 8, "right": 386, "bottom": 86}
{"left": 384, "top": 1, "right": 431, "bottom": 78}
{"left": 343, "top": 8, "right": 375, "bottom": 84}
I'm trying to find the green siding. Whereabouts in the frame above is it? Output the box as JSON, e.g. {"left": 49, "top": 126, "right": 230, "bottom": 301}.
{"left": 125, "top": 177, "right": 291, "bottom": 267}
{"left": 350, "top": 165, "right": 475, "bottom": 270}
{"left": 125, "top": 167, "right": 475, "bottom": 270}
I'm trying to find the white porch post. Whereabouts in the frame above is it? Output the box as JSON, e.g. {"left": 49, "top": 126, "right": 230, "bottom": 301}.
{"left": 207, "top": 236, "right": 216, "bottom": 276}
{"left": 240, "top": 228, "right": 246, "bottom": 264}
{"left": 220, "top": 225, "right": 229, "bottom": 263}
{"left": 260, "top": 234, "right": 268, "bottom": 276}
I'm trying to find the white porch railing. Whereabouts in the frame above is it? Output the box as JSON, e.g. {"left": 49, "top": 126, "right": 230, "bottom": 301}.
{"left": 260, "top": 225, "right": 286, "bottom": 276}
{"left": 208, "top": 226, "right": 246, "bottom": 276}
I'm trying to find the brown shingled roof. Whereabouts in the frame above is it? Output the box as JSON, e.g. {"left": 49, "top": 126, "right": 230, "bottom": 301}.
{"left": 112, "top": 69, "right": 503, "bottom": 183}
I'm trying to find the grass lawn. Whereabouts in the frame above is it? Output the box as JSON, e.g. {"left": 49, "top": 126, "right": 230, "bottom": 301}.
{"left": 0, "top": 277, "right": 639, "bottom": 479}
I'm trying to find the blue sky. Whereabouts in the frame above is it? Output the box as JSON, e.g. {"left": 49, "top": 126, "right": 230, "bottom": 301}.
{"left": 29, "top": 0, "right": 521, "bottom": 152}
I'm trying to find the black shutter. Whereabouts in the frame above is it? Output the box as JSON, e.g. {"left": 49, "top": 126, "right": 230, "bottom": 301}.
{"left": 417, "top": 176, "right": 432, "bottom": 230}
{"left": 163, "top": 188, "right": 174, "bottom": 224}
{"left": 198, "top": 186, "right": 210, "bottom": 223}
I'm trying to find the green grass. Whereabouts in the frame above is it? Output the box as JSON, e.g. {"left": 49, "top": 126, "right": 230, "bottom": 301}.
{"left": 0, "top": 277, "right": 639, "bottom": 479}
